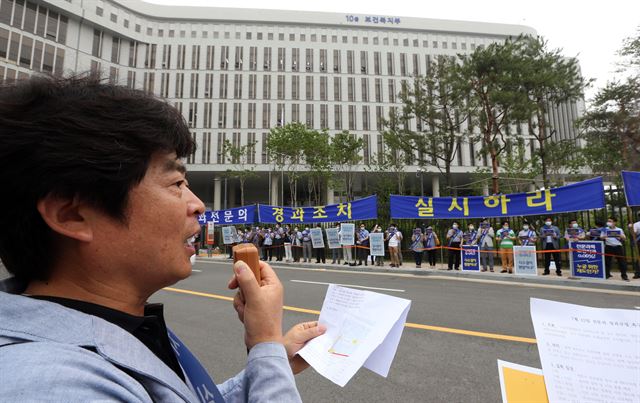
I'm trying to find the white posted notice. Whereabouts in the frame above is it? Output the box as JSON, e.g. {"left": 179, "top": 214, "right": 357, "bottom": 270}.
{"left": 298, "top": 285, "right": 411, "bottom": 387}
{"left": 530, "top": 298, "right": 640, "bottom": 403}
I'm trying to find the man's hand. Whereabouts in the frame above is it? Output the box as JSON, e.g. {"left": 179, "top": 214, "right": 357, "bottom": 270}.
{"left": 283, "top": 321, "right": 326, "bottom": 374}
{"left": 228, "top": 260, "right": 284, "bottom": 350}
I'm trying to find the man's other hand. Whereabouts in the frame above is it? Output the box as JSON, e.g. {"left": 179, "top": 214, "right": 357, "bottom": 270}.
{"left": 283, "top": 321, "right": 326, "bottom": 374}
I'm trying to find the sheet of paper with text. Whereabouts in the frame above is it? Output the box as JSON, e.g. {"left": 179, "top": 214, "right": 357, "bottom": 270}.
{"left": 530, "top": 298, "right": 640, "bottom": 402}
{"left": 298, "top": 285, "right": 411, "bottom": 387}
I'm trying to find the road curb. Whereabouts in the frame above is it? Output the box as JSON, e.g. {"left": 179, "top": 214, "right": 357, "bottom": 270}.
{"left": 196, "top": 256, "right": 640, "bottom": 292}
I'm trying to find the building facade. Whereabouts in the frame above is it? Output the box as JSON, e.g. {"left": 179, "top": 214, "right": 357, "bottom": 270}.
{"left": 0, "top": 0, "right": 584, "bottom": 208}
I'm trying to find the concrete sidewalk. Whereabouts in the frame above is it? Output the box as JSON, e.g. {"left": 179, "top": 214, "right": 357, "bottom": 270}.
{"left": 197, "top": 254, "right": 640, "bottom": 292}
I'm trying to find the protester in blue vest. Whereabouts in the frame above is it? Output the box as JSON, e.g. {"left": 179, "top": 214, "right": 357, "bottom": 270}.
{"left": 600, "top": 216, "right": 629, "bottom": 281}
{"left": 423, "top": 226, "right": 440, "bottom": 269}
{"left": 356, "top": 223, "right": 370, "bottom": 266}
{"left": 446, "top": 222, "right": 463, "bottom": 270}
{"left": 291, "top": 226, "right": 302, "bottom": 263}
{"left": 517, "top": 221, "right": 538, "bottom": 246}
{"left": 478, "top": 219, "right": 495, "bottom": 272}
{"left": 331, "top": 223, "right": 343, "bottom": 265}
{"left": 538, "top": 217, "right": 562, "bottom": 276}
{"left": 462, "top": 223, "right": 478, "bottom": 246}
{"left": 411, "top": 227, "right": 426, "bottom": 268}
{"left": 0, "top": 76, "right": 323, "bottom": 402}
{"left": 564, "top": 219, "right": 586, "bottom": 242}
{"left": 587, "top": 220, "right": 606, "bottom": 241}
{"left": 273, "top": 224, "right": 285, "bottom": 262}
{"left": 313, "top": 225, "right": 326, "bottom": 264}
{"left": 263, "top": 228, "right": 274, "bottom": 261}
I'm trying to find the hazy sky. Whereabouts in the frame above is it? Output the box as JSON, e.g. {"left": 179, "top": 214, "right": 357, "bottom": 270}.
{"left": 147, "top": 0, "right": 639, "bottom": 101}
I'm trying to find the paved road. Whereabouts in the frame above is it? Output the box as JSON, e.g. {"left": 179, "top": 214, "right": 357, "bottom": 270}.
{"left": 151, "top": 260, "right": 639, "bottom": 403}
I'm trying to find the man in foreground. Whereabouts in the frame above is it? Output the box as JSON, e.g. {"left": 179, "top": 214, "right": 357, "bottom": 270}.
{"left": 0, "top": 75, "right": 323, "bottom": 402}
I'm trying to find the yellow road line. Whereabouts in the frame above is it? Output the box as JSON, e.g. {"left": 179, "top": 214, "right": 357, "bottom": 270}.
{"left": 162, "top": 287, "right": 537, "bottom": 344}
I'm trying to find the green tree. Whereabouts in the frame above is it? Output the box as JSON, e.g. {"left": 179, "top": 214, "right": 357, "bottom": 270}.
{"left": 302, "top": 129, "right": 332, "bottom": 205}
{"left": 330, "top": 130, "right": 363, "bottom": 200}
{"left": 458, "top": 38, "right": 528, "bottom": 194}
{"left": 516, "top": 35, "right": 588, "bottom": 187}
{"left": 266, "top": 122, "right": 308, "bottom": 206}
{"left": 394, "top": 56, "right": 468, "bottom": 195}
{"left": 223, "top": 139, "right": 257, "bottom": 206}
{"left": 380, "top": 110, "right": 409, "bottom": 194}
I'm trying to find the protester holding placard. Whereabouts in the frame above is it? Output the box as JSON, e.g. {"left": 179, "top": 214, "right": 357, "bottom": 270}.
{"left": 539, "top": 217, "right": 562, "bottom": 276}
{"left": 301, "top": 227, "right": 312, "bottom": 263}
{"left": 313, "top": 225, "right": 326, "bottom": 264}
{"left": 423, "top": 226, "right": 439, "bottom": 269}
{"left": 385, "top": 224, "right": 403, "bottom": 268}
{"left": 588, "top": 220, "right": 606, "bottom": 241}
{"left": 339, "top": 224, "right": 356, "bottom": 266}
{"left": 263, "top": 228, "right": 274, "bottom": 261}
{"left": 517, "top": 221, "right": 538, "bottom": 246}
{"left": 446, "top": 222, "right": 463, "bottom": 270}
{"left": 463, "top": 223, "right": 478, "bottom": 246}
{"left": 291, "top": 227, "right": 302, "bottom": 262}
{"left": 411, "top": 227, "right": 426, "bottom": 268}
{"left": 356, "top": 224, "right": 370, "bottom": 266}
{"left": 600, "top": 217, "right": 629, "bottom": 281}
{"left": 371, "top": 225, "right": 385, "bottom": 266}
{"left": 564, "top": 219, "right": 586, "bottom": 242}
{"left": 478, "top": 219, "right": 495, "bottom": 272}
{"left": 497, "top": 221, "right": 516, "bottom": 274}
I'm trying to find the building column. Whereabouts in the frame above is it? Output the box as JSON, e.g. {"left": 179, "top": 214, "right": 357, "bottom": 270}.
{"left": 228, "top": 181, "right": 236, "bottom": 207}
{"left": 326, "top": 184, "right": 335, "bottom": 205}
{"left": 213, "top": 176, "right": 222, "bottom": 211}
{"left": 482, "top": 183, "right": 489, "bottom": 196}
{"left": 270, "top": 173, "right": 279, "bottom": 205}
{"left": 431, "top": 176, "right": 440, "bottom": 197}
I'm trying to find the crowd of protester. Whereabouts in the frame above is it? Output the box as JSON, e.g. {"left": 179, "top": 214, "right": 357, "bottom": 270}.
{"left": 208, "top": 213, "right": 640, "bottom": 281}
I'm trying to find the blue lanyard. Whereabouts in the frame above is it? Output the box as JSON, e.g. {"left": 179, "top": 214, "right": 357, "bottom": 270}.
{"left": 168, "top": 329, "right": 226, "bottom": 403}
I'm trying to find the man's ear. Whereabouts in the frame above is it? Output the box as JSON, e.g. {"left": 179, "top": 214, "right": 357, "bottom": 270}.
{"left": 36, "top": 194, "right": 94, "bottom": 242}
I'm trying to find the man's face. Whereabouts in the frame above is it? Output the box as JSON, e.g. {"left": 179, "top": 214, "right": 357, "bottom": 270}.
{"left": 93, "top": 153, "right": 204, "bottom": 293}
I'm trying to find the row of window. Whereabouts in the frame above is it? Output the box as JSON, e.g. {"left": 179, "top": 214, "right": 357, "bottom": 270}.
{"left": 0, "top": 28, "right": 64, "bottom": 73}
{"left": 0, "top": 0, "right": 68, "bottom": 44}
{"left": 92, "top": 3, "right": 482, "bottom": 50}
{"left": 92, "top": 31, "right": 457, "bottom": 77}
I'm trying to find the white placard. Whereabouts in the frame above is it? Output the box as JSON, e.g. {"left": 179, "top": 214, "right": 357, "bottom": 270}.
{"left": 325, "top": 228, "right": 341, "bottom": 249}
{"left": 369, "top": 232, "right": 385, "bottom": 256}
{"left": 310, "top": 227, "right": 325, "bottom": 248}
{"left": 513, "top": 246, "right": 537, "bottom": 276}
{"left": 339, "top": 223, "right": 355, "bottom": 246}
{"left": 222, "top": 226, "right": 235, "bottom": 245}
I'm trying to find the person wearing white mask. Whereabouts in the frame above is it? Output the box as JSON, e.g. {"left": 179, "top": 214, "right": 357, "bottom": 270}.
{"left": 564, "top": 219, "right": 586, "bottom": 242}
{"left": 539, "top": 217, "right": 562, "bottom": 276}
{"left": 385, "top": 223, "right": 403, "bottom": 268}
{"left": 497, "top": 221, "right": 516, "bottom": 273}
{"left": 301, "top": 227, "right": 312, "bottom": 263}
{"left": 446, "top": 221, "right": 463, "bottom": 270}
{"left": 518, "top": 222, "right": 538, "bottom": 246}
{"left": 478, "top": 219, "right": 495, "bottom": 272}
{"left": 600, "top": 216, "right": 629, "bottom": 281}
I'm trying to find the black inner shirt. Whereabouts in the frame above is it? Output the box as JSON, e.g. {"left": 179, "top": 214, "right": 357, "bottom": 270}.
{"left": 29, "top": 295, "right": 185, "bottom": 382}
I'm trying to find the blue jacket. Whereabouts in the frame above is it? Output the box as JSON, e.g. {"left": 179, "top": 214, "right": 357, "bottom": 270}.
{"left": 0, "top": 277, "right": 301, "bottom": 402}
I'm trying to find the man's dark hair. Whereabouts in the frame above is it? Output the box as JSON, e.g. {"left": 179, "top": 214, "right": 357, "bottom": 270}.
{"left": 0, "top": 74, "right": 195, "bottom": 282}
{"left": 609, "top": 216, "right": 618, "bottom": 222}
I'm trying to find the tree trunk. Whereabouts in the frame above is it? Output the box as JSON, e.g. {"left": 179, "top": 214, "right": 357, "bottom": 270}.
{"left": 537, "top": 106, "right": 549, "bottom": 188}
{"left": 239, "top": 177, "right": 245, "bottom": 206}
{"left": 490, "top": 145, "right": 499, "bottom": 194}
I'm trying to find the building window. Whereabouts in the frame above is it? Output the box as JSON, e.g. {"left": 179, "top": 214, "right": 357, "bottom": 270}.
{"left": 233, "top": 103, "right": 242, "bottom": 128}
{"left": 319, "top": 49, "right": 327, "bottom": 72}
{"left": 188, "top": 102, "right": 198, "bottom": 128}
{"left": 305, "top": 76, "right": 314, "bottom": 100}
{"left": 305, "top": 104, "right": 314, "bottom": 127}
{"left": 220, "top": 46, "right": 229, "bottom": 70}
{"left": 388, "top": 80, "right": 396, "bottom": 103}
{"left": 360, "top": 51, "right": 368, "bottom": 74}
{"left": 204, "top": 102, "right": 213, "bottom": 128}
{"left": 333, "top": 77, "right": 342, "bottom": 101}
{"left": 160, "top": 73, "right": 169, "bottom": 98}
{"left": 219, "top": 73, "right": 228, "bottom": 99}
{"left": 216, "top": 132, "right": 226, "bottom": 164}
{"left": 320, "top": 104, "right": 328, "bottom": 129}
{"left": 177, "top": 45, "right": 186, "bottom": 69}
{"left": 361, "top": 78, "right": 369, "bottom": 102}
{"left": 376, "top": 106, "right": 384, "bottom": 130}
{"left": 400, "top": 53, "right": 407, "bottom": 76}
{"left": 386, "top": 52, "right": 394, "bottom": 75}
{"left": 192, "top": 45, "right": 200, "bottom": 69}
{"left": 204, "top": 73, "right": 213, "bottom": 98}
{"left": 175, "top": 73, "right": 184, "bottom": 98}
{"left": 319, "top": 76, "right": 327, "bottom": 101}
{"left": 333, "top": 49, "right": 341, "bottom": 73}
{"left": 162, "top": 44, "right": 171, "bottom": 69}
{"left": 334, "top": 105, "right": 342, "bottom": 130}
{"left": 92, "top": 29, "right": 103, "bottom": 58}
{"left": 305, "top": 48, "right": 313, "bottom": 71}
{"left": 261, "top": 132, "right": 269, "bottom": 163}
{"left": 110, "top": 13, "right": 117, "bottom": 23}
{"left": 249, "top": 46, "right": 257, "bottom": 70}
{"left": 206, "top": 45, "right": 214, "bottom": 70}
{"left": 276, "top": 103, "right": 285, "bottom": 126}
{"left": 292, "top": 103, "right": 300, "bottom": 123}
{"left": 262, "top": 103, "right": 271, "bottom": 128}
{"left": 362, "top": 106, "right": 370, "bottom": 130}
{"left": 248, "top": 103, "right": 256, "bottom": 128}
{"left": 277, "top": 47, "right": 285, "bottom": 71}
{"left": 247, "top": 132, "right": 256, "bottom": 164}
{"left": 218, "top": 103, "right": 227, "bottom": 128}
{"left": 347, "top": 78, "right": 355, "bottom": 102}
{"left": 248, "top": 74, "right": 257, "bottom": 99}
{"left": 348, "top": 105, "right": 356, "bottom": 130}
{"left": 263, "top": 47, "right": 272, "bottom": 70}
{"left": 234, "top": 74, "right": 243, "bottom": 99}
{"left": 263, "top": 75, "right": 271, "bottom": 99}
{"left": 96, "top": 6, "right": 103, "bottom": 16}
{"left": 201, "top": 132, "right": 211, "bottom": 164}
{"left": 190, "top": 73, "right": 199, "bottom": 98}
{"left": 363, "top": 134, "right": 370, "bottom": 165}
{"left": 292, "top": 75, "right": 300, "bottom": 100}
{"left": 277, "top": 75, "right": 285, "bottom": 100}
{"left": 235, "top": 46, "right": 243, "bottom": 70}
{"left": 347, "top": 50, "right": 354, "bottom": 74}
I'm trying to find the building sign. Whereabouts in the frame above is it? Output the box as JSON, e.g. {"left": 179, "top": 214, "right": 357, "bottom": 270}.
{"left": 344, "top": 14, "right": 402, "bottom": 24}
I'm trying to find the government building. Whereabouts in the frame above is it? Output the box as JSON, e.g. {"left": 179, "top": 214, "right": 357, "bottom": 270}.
{"left": 0, "top": 0, "right": 584, "bottom": 209}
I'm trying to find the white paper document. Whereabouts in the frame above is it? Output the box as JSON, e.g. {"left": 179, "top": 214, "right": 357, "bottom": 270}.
{"left": 298, "top": 285, "right": 411, "bottom": 387}
{"left": 530, "top": 298, "right": 640, "bottom": 403}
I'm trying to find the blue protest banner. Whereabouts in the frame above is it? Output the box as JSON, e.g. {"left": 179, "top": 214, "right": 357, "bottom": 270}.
{"left": 569, "top": 241, "right": 606, "bottom": 279}
{"left": 621, "top": 171, "right": 640, "bottom": 206}
{"left": 258, "top": 195, "right": 377, "bottom": 224}
{"left": 369, "top": 232, "right": 385, "bottom": 256}
{"left": 461, "top": 245, "right": 480, "bottom": 271}
{"left": 198, "top": 205, "right": 256, "bottom": 225}
{"left": 390, "top": 178, "right": 605, "bottom": 219}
